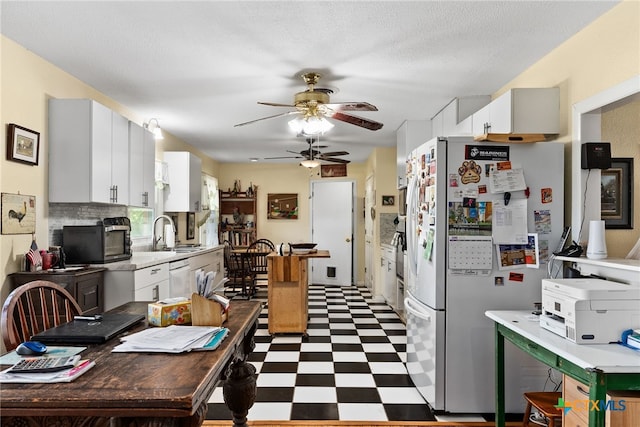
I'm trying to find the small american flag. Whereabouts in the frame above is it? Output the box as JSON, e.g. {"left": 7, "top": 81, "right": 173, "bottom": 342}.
{"left": 26, "top": 239, "right": 42, "bottom": 270}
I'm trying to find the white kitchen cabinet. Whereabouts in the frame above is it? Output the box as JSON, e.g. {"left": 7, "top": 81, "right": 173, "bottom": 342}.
{"left": 396, "top": 120, "right": 430, "bottom": 188}
{"left": 432, "top": 95, "right": 490, "bottom": 137}
{"left": 188, "top": 248, "right": 224, "bottom": 295}
{"left": 128, "top": 121, "right": 156, "bottom": 208}
{"left": 472, "top": 88, "right": 560, "bottom": 138}
{"left": 49, "top": 99, "right": 129, "bottom": 204}
{"left": 163, "top": 151, "right": 202, "bottom": 212}
{"left": 103, "top": 262, "right": 170, "bottom": 311}
{"left": 380, "top": 245, "right": 397, "bottom": 309}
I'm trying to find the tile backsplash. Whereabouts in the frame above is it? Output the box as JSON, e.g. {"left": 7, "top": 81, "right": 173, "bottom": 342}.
{"left": 48, "top": 203, "right": 127, "bottom": 246}
{"left": 379, "top": 213, "right": 397, "bottom": 246}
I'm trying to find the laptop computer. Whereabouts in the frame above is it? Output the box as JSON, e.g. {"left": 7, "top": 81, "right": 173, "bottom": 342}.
{"left": 31, "top": 313, "right": 145, "bottom": 345}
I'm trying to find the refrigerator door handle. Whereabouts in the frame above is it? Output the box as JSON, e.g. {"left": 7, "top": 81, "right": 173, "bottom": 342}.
{"left": 404, "top": 297, "right": 431, "bottom": 322}
{"left": 406, "top": 174, "right": 419, "bottom": 277}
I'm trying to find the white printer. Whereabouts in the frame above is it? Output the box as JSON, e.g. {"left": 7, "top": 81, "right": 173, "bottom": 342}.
{"left": 540, "top": 278, "right": 640, "bottom": 344}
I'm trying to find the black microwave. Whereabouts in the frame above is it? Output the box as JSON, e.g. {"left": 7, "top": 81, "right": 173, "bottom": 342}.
{"left": 63, "top": 217, "right": 132, "bottom": 264}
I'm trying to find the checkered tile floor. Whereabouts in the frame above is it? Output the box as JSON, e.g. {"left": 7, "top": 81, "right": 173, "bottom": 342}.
{"left": 206, "top": 284, "right": 488, "bottom": 422}
{"left": 207, "top": 284, "right": 432, "bottom": 421}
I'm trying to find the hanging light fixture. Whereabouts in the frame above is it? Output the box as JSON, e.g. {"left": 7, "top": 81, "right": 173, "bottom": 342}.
{"left": 300, "top": 159, "right": 320, "bottom": 169}
{"left": 300, "top": 134, "right": 321, "bottom": 169}
{"left": 144, "top": 118, "right": 164, "bottom": 140}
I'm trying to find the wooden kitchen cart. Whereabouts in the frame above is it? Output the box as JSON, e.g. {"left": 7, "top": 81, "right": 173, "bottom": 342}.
{"left": 9, "top": 267, "right": 106, "bottom": 315}
{"left": 267, "top": 250, "right": 330, "bottom": 335}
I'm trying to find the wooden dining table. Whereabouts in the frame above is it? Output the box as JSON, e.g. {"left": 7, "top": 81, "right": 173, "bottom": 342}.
{"left": 0, "top": 300, "right": 262, "bottom": 427}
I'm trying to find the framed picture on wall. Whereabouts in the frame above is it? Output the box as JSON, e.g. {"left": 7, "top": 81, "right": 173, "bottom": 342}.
{"left": 1, "top": 192, "right": 36, "bottom": 234}
{"left": 7, "top": 124, "right": 40, "bottom": 165}
{"left": 187, "top": 212, "right": 195, "bottom": 239}
{"left": 601, "top": 157, "right": 633, "bottom": 229}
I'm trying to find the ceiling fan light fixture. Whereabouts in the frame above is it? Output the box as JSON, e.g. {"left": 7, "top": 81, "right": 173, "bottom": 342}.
{"left": 144, "top": 118, "right": 164, "bottom": 140}
{"left": 288, "top": 116, "right": 334, "bottom": 136}
{"left": 300, "top": 159, "right": 321, "bottom": 169}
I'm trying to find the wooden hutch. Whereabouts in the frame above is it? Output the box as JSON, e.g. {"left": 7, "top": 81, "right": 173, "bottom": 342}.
{"left": 219, "top": 189, "right": 257, "bottom": 248}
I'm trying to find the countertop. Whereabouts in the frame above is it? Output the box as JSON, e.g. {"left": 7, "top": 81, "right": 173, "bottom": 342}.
{"left": 76, "top": 245, "right": 224, "bottom": 271}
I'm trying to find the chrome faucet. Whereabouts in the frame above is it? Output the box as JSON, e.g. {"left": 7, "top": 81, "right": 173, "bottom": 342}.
{"left": 152, "top": 215, "right": 176, "bottom": 251}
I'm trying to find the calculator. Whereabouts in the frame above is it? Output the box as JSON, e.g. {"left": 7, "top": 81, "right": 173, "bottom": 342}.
{"left": 8, "top": 355, "right": 81, "bottom": 374}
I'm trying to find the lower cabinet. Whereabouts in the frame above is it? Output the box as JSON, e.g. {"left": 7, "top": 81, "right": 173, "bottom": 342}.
{"left": 188, "top": 248, "right": 224, "bottom": 295}
{"left": 10, "top": 268, "right": 106, "bottom": 315}
{"left": 607, "top": 390, "right": 640, "bottom": 427}
{"left": 563, "top": 375, "right": 589, "bottom": 427}
{"left": 104, "top": 263, "right": 169, "bottom": 311}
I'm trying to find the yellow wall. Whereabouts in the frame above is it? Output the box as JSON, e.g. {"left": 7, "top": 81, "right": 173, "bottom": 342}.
{"left": 601, "top": 100, "right": 640, "bottom": 257}
{"left": 495, "top": 1, "right": 640, "bottom": 254}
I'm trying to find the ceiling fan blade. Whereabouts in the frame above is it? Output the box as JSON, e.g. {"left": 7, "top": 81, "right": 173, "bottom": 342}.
{"left": 264, "top": 155, "right": 303, "bottom": 160}
{"left": 319, "top": 151, "right": 349, "bottom": 157}
{"left": 325, "top": 102, "right": 378, "bottom": 112}
{"left": 258, "top": 101, "right": 297, "bottom": 108}
{"left": 234, "top": 111, "right": 298, "bottom": 127}
{"left": 321, "top": 157, "right": 351, "bottom": 164}
{"left": 330, "top": 112, "right": 384, "bottom": 131}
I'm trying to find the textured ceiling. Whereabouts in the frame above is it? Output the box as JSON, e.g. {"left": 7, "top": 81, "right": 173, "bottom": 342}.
{"left": 1, "top": 1, "right": 619, "bottom": 164}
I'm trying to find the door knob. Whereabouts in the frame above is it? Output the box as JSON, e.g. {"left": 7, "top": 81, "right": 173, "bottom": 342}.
{"left": 345, "top": 237, "right": 351, "bottom": 242}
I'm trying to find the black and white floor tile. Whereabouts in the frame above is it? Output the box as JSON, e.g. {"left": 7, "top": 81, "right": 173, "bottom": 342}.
{"left": 206, "top": 284, "right": 488, "bottom": 422}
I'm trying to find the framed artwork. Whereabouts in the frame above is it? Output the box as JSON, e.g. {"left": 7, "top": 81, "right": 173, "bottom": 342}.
{"left": 7, "top": 124, "right": 40, "bottom": 165}
{"left": 601, "top": 158, "right": 633, "bottom": 229}
{"left": 268, "top": 193, "right": 298, "bottom": 219}
{"left": 1, "top": 193, "right": 36, "bottom": 234}
{"left": 187, "top": 212, "right": 195, "bottom": 239}
{"left": 382, "top": 195, "right": 395, "bottom": 206}
{"left": 321, "top": 164, "right": 347, "bottom": 178}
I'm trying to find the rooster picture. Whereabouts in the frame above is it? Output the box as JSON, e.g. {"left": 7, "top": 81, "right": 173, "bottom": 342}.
{"left": 8, "top": 201, "right": 27, "bottom": 223}
{"left": 1, "top": 194, "right": 35, "bottom": 235}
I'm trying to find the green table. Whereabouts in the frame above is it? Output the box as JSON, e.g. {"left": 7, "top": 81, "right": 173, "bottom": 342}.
{"left": 486, "top": 310, "right": 640, "bottom": 427}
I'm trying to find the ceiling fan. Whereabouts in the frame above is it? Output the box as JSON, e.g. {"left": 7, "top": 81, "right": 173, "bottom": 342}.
{"left": 234, "top": 72, "right": 383, "bottom": 132}
{"left": 265, "top": 137, "right": 350, "bottom": 166}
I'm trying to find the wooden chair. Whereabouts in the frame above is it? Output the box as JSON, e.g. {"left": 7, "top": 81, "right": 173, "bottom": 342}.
{"left": 522, "top": 391, "right": 562, "bottom": 427}
{"left": 245, "top": 239, "right": 275, "bottom": 293}
{"left": 1, "top": 280, "right": 82, "bottom": 351}
{"left": 222, "top": 240, "right": 253, "bottom": 297}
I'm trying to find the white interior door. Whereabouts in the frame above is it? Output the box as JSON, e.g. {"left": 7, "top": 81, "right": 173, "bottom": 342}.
{"left": 364, "top": 174, "right": 375, "bottom": 290}
{"left": 311, "top": 181, "right": 354, "bottom": 286}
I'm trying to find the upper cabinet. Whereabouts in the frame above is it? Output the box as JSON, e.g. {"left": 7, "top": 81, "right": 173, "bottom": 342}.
{"left": 163, "top": 152, "right": 202, "bottom": 212}
{"left": 128, "top": 121, "right": 156, "bottom": 208}
{"left": 396, "top": 120, "right": 430, "bottom": 188}
{"left": 472, "top": 88, "right": 560, "bottom": 141}
{"left": 49, "top": 99, "right": 129, "bottom": 204}
{"left": 431, "top": 95, "right": 490, "bottom": 137}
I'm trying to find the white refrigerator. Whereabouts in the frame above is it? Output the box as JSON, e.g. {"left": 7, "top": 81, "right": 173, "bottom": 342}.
{"left": 404, "top": 136, "right": 565, "bottom": 413}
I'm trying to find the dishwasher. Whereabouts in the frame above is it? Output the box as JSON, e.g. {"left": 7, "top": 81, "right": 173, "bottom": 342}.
{"left": 169, "top": 259, "right": 191, "bottom": 298}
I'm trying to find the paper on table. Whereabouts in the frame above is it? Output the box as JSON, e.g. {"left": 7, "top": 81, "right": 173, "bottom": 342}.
{"left": 112, "top": 325, "right": 222, "bottom": 353}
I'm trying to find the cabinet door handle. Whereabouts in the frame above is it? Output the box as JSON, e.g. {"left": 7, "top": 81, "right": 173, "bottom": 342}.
{"left": 576, "top": 385, "right": 590, "bottom": 396}
{"left": 143, "top": 191, "right": 148, "bottom": 206}
{"left": 152, "top": 285, "right": 159, "bottom": 301}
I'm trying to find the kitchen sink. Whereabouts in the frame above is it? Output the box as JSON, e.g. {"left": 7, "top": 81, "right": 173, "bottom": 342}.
{"left": 131, "top": 251, "right": 177, "bottom": 261}
{"left": 173, "top": 245, "right": 204, "bottom": 253}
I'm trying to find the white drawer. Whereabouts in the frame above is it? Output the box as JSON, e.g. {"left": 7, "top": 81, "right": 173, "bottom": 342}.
{"left": 134, "top": 263, "right": 169, "bottom": 290}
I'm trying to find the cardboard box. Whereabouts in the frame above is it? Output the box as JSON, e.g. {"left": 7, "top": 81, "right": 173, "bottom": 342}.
{"left": 148, "top": 299, "right": 192, "bottom": 327}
